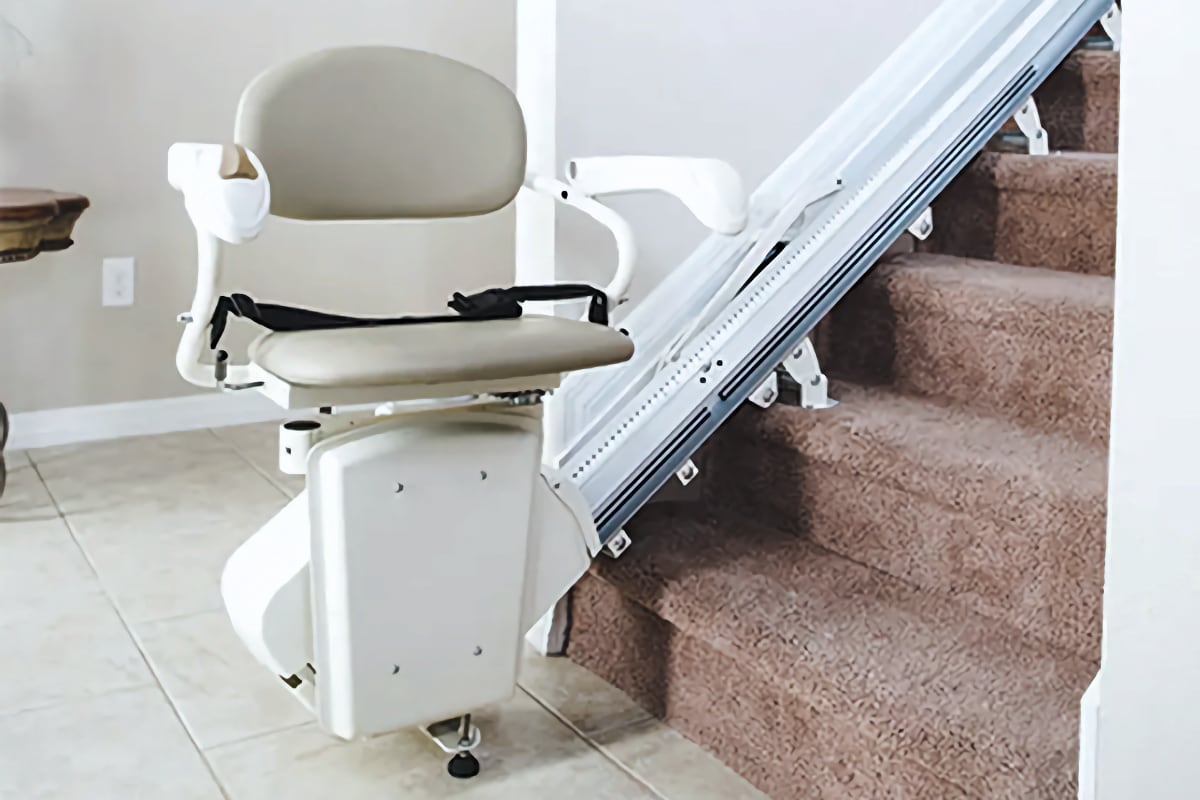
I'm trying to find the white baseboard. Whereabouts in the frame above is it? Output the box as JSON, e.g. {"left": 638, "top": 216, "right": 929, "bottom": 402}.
{"left": 7, "top": 392, "right": 292, "bottom": 452}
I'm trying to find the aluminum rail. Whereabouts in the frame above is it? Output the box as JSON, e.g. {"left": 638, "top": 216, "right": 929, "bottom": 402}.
{"left": 557, "top": 0, "right": 1114, "bottom": 543}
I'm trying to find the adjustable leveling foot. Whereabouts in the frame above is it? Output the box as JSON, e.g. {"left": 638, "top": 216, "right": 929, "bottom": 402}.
{"left": 448, "top": 752, "right": 480, "bottom": 779}
{"left": 447, "top": 714, "right": 480, "bottom": 779}
{"left": 423, "top": 713, "right": 483, "bottom": 779}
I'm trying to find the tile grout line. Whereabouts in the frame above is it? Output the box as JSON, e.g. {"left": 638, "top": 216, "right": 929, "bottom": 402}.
{"left": 204, "top": 718, "right": 315, "bottom": 754}
{"left": 518, "top": 684, "right": 671, "bottom": 800}
{"left": 0, "top": 683, "right": 155, "bottom": 721}
{"left": 207, "top": 427, "right": 297, "bottom": 501}
{"left": 133, "top": 605, "right": 227, "bottom": 628}
{"left": 26, "top": 454, "right": 235, "bottom": 800}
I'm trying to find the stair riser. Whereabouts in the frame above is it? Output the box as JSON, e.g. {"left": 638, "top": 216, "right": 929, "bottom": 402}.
{"left": 1036, "top": 51, "right": 1120, "bottom": 153}
{"left": 570, "top": 574, "right": 1073, "bottom": 799}
{"left": 827, "top": 268, "right": 1114, "bottom": 446}
{"left": 706, "top": 424, "right": 1105, "bottom": 659}
{"left": 925, "top": 161, "right": 1116, "bottom": 276}
{"left": 999, "top": 53, "right": 1119, "bottom": 153}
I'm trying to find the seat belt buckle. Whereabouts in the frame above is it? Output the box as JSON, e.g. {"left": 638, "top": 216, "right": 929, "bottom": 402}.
{"left": 448, "top": 289, "right": 521, "bottom": 318}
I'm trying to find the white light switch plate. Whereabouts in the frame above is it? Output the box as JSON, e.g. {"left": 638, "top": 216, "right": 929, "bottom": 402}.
{"left": 102, "top": 257, "right": 135, "bottom": 306}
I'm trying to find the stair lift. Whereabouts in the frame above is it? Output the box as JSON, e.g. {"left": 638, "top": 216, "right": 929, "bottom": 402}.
{"left": 170, "top": 0, "right": 1114, "bottom": 780}
{"left": 167, "top": 46, "right": 748, "bottom": 777}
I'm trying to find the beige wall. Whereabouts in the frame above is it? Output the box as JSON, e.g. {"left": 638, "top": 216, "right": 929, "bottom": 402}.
{"left": 0, "top": 0, "right": 515, "bottom": 413}
{"left": 556, "top": 0, "right": 943, "bottom": 302}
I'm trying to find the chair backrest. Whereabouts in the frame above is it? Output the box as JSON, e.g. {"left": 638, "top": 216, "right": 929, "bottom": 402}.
{"left": 234, "top": 46, "right": 527, "bottom": 221}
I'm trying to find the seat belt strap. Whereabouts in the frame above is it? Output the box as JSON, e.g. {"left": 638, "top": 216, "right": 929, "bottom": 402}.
{"left": 208, "top": 284, "right": 610, "bottom": 350}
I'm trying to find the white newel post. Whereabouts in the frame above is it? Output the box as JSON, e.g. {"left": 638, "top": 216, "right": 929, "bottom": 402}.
{"left": 1092, "top": 3, "right": 1200, "bottom": 798}
{"left": 517, "top": 0, "right": 570, "bottom": 656}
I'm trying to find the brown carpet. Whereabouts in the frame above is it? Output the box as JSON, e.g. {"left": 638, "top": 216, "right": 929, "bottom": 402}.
{"left": 1037, "top": 50, "right": 1121, "bottom": 153}
{"left": 826, "top": 254, "right": 1114, "bottom": 447}
{"left": 568, "top": 38, "right": 1117, "bottom": 800}
{"left": 708, "top": 388, "right": 1106, "bottom": 659}
{"left": 572, "top": 505, "right": 1094, "bottom": 798}
{"left": 996, "top": 49, "right": 1120, "bottom": 154}
{"left": 923, "top": 151, "right": 1117, "bottom": 276}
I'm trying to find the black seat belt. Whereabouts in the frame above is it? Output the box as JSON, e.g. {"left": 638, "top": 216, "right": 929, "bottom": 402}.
{"left": 207, "top": 284, "right": 610, "bottom": 351}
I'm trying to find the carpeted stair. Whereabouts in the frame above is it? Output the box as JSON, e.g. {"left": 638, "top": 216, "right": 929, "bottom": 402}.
{"left": 566, "top": 35, "right": 1117, "bottom": 799}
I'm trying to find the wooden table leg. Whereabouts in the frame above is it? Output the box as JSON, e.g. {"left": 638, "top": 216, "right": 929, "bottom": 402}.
{"left": 0, "top": 402, "right": 7, "bottom": 499}
{"left": 0, "top": 186, "right": 89, "bottom": 499}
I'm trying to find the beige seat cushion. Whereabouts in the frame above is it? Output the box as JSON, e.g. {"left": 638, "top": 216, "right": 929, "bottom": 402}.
{"left": 248, "top": 316, "right": 634, "bottom": 389}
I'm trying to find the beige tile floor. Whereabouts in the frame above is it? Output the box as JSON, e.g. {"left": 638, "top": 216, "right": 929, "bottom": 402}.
{"left": 0, "top": 423, "right": 765, "bottom": 800}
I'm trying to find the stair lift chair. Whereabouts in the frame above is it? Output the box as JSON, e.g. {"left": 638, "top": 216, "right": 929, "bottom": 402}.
{"left": 167, "top": 46, "right": 746, "bottom": 778}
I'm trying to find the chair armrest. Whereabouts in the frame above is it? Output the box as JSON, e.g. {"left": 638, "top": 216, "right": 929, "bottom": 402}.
{"left": 168, "top": 143, "right": 271, "bottom": 389}
{"left": 565, "top": 156, "right": 748, "bottom": 235}
{"left": 523, "top": 156, "right": 748, "bottom": 312}
{"left": 522, "top": 175, "right": 637, "bottom": 310}
{"left": 168, "top": 143, "right": 271, "bottom": 244}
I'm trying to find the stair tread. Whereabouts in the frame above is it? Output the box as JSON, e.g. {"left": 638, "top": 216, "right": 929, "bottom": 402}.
{"left": 867, "top": 252, "right": 1114, "bottom": 339}
{"left": 749, "top": 383, "right": 1107, "bottom": 517}
{"left": 1061, "top": 47, "right": 1120, "bottom": 76}
{"left": 719, "top": 384, "right": 1107, "bottom": 657}
{"left": 1042, "top": 49, "right": 1121, "bottom": 120}
{"left": 975, "top": 149, "right": 1115, "bottom": 195}
{"left": 829, "top": 252, "right": 1114, "bottom": 446}
{"left": 878, "top": 252, "right": 1113, "bottom": 306}
{"left": 599, "top": 502, "right": 1095, "bottom": 776}
{"left": 925, "top": 149, "right": 1117, "bottom": 275}
{"left": 1005, "top": 48, "right": 1120, "bottom": 153}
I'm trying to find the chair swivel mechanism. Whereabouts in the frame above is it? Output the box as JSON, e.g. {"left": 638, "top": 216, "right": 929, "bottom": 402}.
{"left": 167, "top": 46, "right": 747, "bottom": 777}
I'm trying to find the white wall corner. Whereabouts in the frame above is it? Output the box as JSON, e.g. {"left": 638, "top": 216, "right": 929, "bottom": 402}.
{"left": 7, "top": 392, "right": 289, "bottom": 452}
{"left": 516, "top": 0, "right": 569, "bottom": 658}
{"left": 1097, "top": 3, "right": 1200, "bottom": 796}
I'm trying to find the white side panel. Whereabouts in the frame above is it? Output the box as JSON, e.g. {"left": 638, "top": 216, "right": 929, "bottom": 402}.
{"left": 308, "top": 413, "right": 542, "bottom": 738}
